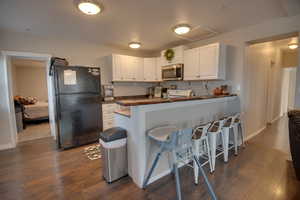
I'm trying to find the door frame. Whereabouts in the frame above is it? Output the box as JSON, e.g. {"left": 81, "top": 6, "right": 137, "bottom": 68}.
{"left": 1, "top": 51, "right": 56, "bottom": 148}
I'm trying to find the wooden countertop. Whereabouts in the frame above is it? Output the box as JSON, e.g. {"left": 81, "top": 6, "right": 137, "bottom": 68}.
{"left": 114, "top": 108, "right": 131, "bottom": 117}
{"left": 115, "top": 94, "right": 237, "bottom": 106}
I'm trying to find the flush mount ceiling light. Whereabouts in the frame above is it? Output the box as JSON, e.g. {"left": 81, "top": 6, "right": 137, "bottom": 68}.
{"left": 288, "top": 38, "right": 298, "bottom": 50}
{"left": 129, "top": 42, "right": 141, "bottom": 49}
{"left": 77, "top": 0, "right": 102, "bottom": 15}
{"left": 173, "top": 24, "right": 191, "bottom": 35}
{"left": 289, "top": 43, "right": 298, "bottom": 49}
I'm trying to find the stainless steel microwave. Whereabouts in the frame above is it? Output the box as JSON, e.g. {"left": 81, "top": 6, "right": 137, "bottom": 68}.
{"left": 161, "top": 64, "right": 184, "bottom": 81}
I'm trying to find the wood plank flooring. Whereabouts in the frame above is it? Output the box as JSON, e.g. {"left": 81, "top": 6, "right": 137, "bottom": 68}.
{"left": 0, "top": 116, "right": 299, "bottom": 200}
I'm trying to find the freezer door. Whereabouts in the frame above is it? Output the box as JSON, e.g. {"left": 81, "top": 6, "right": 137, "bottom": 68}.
{"left": 55, "top": 66, "right": 100, "bottom": 94}
{"left": 57, "top": 94, "right": 102, "bottom": 149}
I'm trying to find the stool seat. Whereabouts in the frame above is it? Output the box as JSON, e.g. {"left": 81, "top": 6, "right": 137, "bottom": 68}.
{"left": 148, "top": 126, "right": 178, "bottom": 142}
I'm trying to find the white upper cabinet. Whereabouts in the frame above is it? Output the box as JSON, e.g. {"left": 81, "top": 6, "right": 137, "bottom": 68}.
{"left": 156, "top": 57, "right": 162, "bottom": 81}
{"left": 112, "top": 54, "right": 124, "bottom": 81}
{"left": 183, "top": 43, "right": 226, "bottom": 81}
{"left": 160, "top": 46, "right": 185, "bottom": 66}
{"left": 143, "top": 58, "right": 157, "bottom": 81}
{"left": 184, "top": 48, "right": 200, "bottom": 80}
{"left": 112, "top": 54, "right": 157, "bottom": 82}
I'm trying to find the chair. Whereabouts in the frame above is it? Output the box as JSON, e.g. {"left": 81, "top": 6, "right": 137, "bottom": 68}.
{"left": 192, "top": 122, "right": 213, "bottom": 184}
{"left": 142, "top": 125, "right": 218, "bottom": 200}
{"left": 207, "top": 119, "right": 226, "bottom": 172}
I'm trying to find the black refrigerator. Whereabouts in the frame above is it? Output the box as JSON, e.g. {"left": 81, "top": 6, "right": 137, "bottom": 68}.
{"left": 53, "top": 65, "right": 102, "bottom": 149}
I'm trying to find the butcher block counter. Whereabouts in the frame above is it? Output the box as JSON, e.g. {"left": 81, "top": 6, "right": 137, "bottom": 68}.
{"left": 113, "top": 94, "right": 240, "bottom": 188}
{"left": 115, "top": 94, "right": 237, "bottom": 106}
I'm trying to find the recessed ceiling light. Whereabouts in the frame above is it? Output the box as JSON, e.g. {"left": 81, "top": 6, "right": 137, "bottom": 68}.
{"left": 129, "top": 42, "right": 141, "bottom": 49}
{"left": 77, "top": 0, "right": 102, "bottom": 15}
{"left": 173, "top": 24, "right": 191, "bottom": 35}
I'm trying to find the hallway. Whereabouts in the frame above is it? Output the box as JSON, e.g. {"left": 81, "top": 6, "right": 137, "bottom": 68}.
{"left": 0, "top": 117, "right": 299, "bottom": 200}
{"left": 252, "top": 116, "right": 291, "bottom": 158}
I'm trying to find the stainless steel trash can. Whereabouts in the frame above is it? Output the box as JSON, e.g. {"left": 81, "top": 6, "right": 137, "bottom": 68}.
{"left": 99, "top": 127, "right": 127, "bottom": 183}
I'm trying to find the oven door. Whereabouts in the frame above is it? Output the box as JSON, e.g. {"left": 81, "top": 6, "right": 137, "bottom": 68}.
{"left": 162, "top": 64, "right": 183, "bottom": 80}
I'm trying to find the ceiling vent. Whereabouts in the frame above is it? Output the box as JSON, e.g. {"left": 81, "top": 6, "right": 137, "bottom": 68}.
{"left": 174, "top": 25, "right": 219, "bottom": 42}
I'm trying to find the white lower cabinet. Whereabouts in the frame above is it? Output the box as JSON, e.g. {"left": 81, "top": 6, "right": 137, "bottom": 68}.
{"left": 102, "top": 103, "right": 118, "bottom": 131}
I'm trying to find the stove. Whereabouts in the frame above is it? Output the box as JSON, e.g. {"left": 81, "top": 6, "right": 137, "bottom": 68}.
{"left": 167, "top": 89, "right": 193, "bottom": 98}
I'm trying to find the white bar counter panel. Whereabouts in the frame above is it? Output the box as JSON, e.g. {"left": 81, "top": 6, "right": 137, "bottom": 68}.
{"left": 114, "top": 96, "right": 240, "bottom": 188}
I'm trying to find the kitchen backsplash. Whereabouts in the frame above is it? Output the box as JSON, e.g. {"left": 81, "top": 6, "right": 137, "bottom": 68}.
{"left": 112, "top": 80, "right": 232, "bottom": 97}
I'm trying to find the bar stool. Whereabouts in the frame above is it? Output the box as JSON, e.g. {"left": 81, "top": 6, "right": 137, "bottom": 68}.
{"left": 232, "top": 113, "right": 245, "bottom": 150}
{"left": 207, "top": 118, "right": 226, "bottom": 172}
{"left": 192, "top": 122, "right": 213, "bottom": 184}
{"left": 142, "top": 125, "right": 218, "bottom": 200}
{"left": 221, "top": 116, "right": 237, "bottom": 162}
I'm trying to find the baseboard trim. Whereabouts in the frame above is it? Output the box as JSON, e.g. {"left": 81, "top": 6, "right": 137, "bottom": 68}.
{"left": 0, "top": 143, "right": 14, "bottom": 151}
{"left": 245, "top": 126, "right": 266, "bottom": 141}
{"left": 270, "top": 115, "right": 281, "bottom": 124}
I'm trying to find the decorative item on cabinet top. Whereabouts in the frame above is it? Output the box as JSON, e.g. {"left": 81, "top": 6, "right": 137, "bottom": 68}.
{"left": 160, "top": 45, "right": 185, "bottom": 66}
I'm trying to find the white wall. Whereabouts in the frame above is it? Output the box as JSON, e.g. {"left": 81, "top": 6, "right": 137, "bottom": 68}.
{"left": 288, "top": 68, "right": 297, "bottom": 109}
{"left": 282, "top": 50, "right": 298, "bottom": 67}
{"left": 0, "top": 55, "right": 16, "bottom": 149}
{"left": 11, "top": 63, "right": 48, "bottom": 101}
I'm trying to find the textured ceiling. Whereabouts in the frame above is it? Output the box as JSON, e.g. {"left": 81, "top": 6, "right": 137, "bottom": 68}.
{"left": 1, "top": 0, "right": 300, "bottom": 51}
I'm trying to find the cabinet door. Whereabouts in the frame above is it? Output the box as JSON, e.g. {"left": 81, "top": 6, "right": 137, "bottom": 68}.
{"left": 156, "top": 57, "right": 162, "bottom": 81}
{"left": 121, "top": 55, "right": 135, "bottom": 81}
{"left": 199, "top": 44, "right": 219, "bottom": 79}
{"left": 112, "top": 55, "right": 123, "bottom": 81}
{"left": 132, "top": 57, "right": 144, "bottom": 81}
{"left": 184, "top": 48, "right": 200, "bottom": 80}
{"left": 143, "top": 58, "right": 157, "bottom": 81}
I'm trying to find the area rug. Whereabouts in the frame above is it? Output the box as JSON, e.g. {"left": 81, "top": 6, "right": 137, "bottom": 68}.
{"left": 84, "top": 144, "right": 101, "bottom": 160}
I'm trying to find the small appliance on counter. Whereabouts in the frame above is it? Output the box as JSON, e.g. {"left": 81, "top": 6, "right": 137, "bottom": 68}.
{"left": 154, "top": 86, "right": 163, "bottom": 98}
{"left": 167, "top": 89, "right": 193, "bottom": 98}
{"left": 102, "top": 85, "right": 114, "bottom": 101}
{"left": 213, "top": 85, "right": 230, "bottom": 96}
{"left": 147, "top": 87, "right": 155, "bottom": 98}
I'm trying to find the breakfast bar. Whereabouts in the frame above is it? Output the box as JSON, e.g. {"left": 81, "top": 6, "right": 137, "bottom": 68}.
{"left": 114, "top": 95, "right": 240, "bottom": 188}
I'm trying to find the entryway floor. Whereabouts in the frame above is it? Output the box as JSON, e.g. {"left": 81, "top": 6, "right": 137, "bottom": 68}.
{"left": 0, "top": 116, "right": 299, "bottom": 200}
{"left": 17, "top": 122, "right": 51, "bottom": 143}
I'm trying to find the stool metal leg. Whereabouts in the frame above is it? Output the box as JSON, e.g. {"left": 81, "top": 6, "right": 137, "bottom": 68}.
{"left": 173, "top": 163, "right": 182, "bottom": 200}
{"left": 193, "top": 139, "right": 200, "bottom": 184}
{"left": 205, "top": 137, "right": 213, "bottom": 173}
{"left": 194, "top": 155, "right": 218, "bottom": 200}
{"left": 172, "top": 150, "right": 182, "bottom": 200}
{"left": 239, "top": 122, "right": 245, "bottom": 148}
{"left": 233, "top": 125, "right": 239, "bottom": 155}
{"left": 209, "top": 133, "right": 217, "bottom": 172}
{"left": 221, "top": 128, "right": 230, "bottom": 162}
{"left": 143, "top": 148, "right": 163, "bottom": 189}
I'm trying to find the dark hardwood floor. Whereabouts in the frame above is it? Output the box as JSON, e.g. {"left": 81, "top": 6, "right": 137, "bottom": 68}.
{"left": 0, "top": 116, "right": 299, "bottom": 200}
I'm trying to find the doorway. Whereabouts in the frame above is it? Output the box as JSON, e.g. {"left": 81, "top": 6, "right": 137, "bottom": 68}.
{"left": 11, "top": 58, "right": 51, "bottom": 142}
{"left": 0, "top": 51, "right": 56, "bottom": 149}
